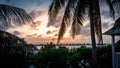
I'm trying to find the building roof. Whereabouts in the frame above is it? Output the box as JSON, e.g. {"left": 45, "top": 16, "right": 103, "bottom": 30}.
{"left": 103, "top": 27, "right": 120, "bottom": 35}
{"left": 103, "top": 17, "right": 120, "bottom": 35}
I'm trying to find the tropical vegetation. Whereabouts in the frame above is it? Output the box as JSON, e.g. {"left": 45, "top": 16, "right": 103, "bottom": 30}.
{"left": 0, "top": 30, "right": 119, "bottom": 68}
{"left": 0, "top": 30, "right": 38, "bottom": 68}
{"left": 48, "top": 0, "right": 120, "bottom": 67}
{"left": 0, "top": 2, "right": 34, "bottom": 67}
{"left": 35, "top": 42, "right": 120, "bottom": 68}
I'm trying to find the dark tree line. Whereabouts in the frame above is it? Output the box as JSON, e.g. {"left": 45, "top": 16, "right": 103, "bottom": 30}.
{"left": 35, "top": 42, "right": 120, "bottom": 68}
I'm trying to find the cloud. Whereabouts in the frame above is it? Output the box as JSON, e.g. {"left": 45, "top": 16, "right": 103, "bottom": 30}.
{"left": 37, "top": 35, "right": 42, "bottom": 37}
{"left": 12, "top": 31, "right": 21, "bottom": 35}
{"left": 81, "top": 28, "right": 90, "bottom": 36}
{"left": 29, "top": 10, "right": 46, "bottom": 20}
{"left": 26, "top": 34, "right": 37, "bottom": 37}
{"left": 102, "top": 22, "right": 110, "bottom": 29}
{"left": 47, "top": 13, "right": 63, "bottom": 28}
{"left": 53, "top": 30, "right": 58, "bottom": 32}
{"left": 31, "top": 21, "right": 41, "bottom": 30}
{"left": 46, "top": 30, "right": 52, "bottom": 34}
{"left": 54, "top": 34, "right": 58, "bottom": 37}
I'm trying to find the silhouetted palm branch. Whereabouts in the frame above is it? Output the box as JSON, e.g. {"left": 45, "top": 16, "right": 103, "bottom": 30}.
{"left": 90, "top": 0, "right": 103, "bottom": 44}
{"left": 48, "top": 0, "right": 67, "bottom": 22}
{"left": 112, "top": 0, "right": 120, "bottom": 12}
{"left": 114, "top": 17, "right": 120, "bottom": 28}
{"left": 71, "top": 0, "right": 88, "bottom": 39}
{"left": 48, "top": 0, "right": 120, "bottom": 44}
{"left": 57, "top": 0, "right": 77, "bottom": 43}
{"left": 105, "top": 0, "right": 115, "bottom": 18}
{"left": 0, "top": 4, "right": 33, "bottom": 30}
{"left": 48, "top": 0, "right": 119, "bottom": 67}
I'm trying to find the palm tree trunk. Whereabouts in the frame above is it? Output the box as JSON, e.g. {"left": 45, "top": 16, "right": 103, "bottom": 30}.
{"left": 90, "top": 18, "right": 97, "bottom": 68}
{"left": 89, "top": 0, "right": 97, "bottom": 68}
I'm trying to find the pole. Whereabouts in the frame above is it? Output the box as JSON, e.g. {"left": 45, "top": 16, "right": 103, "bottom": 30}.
{"left": 112, "top": 35, "right": 115, "bottom": 68}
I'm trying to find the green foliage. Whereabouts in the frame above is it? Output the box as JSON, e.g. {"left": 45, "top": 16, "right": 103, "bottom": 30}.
{"left": 0, "top": 30, "right": 29, "bottom": 68}
{"left": 35, "top": 44, "right": 69, "bottom": 68}
{"left": 96, "top": 45, "right": 112, "bottom": 68}
{"left": 68, "top": 46, "right": 92, "bottom": 68}
{"left": 35, "top": 44, "right": 120, "bottom": 68}
{"left": 0, "top": 45, "right": 27, "bottom": 68}
{"left": 115, "top": 40, "right": 120, "bottom": 52}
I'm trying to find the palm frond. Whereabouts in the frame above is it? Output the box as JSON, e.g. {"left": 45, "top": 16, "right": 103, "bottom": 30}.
{"left": 71, "top": 20, "right": 82, "bottom": 39}
{"left": 89, "top": 0, "right": 103, "bottom": 44}
{"left": 112, "top": 0, "right": 120, "bottom": 12}
{"left": 48, "top": 0, "right": 67, "bottom": 22}
{"left": 105, "top": 0, "right": 115, "bottom": 18}
{"left": 0, "top": 4, "right": 33, "bottom": 30}
{"left": 57, "top": 20, "right": 66, "bottom": 44}
{"left": 114, "top": 17, "right": 120, "bottom": 28}
{"left": 93, "top": 0, "right": 103, "bottom": 44}
{"left": 57, "top": 0, "right": 77, "bottom": 44}
{"left": 71, "top": 0, "right": 88, "bottom": 38}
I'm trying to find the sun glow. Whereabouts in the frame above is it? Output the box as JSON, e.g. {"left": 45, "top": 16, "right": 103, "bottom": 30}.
{"left": 34, "top": 14, "right": 59, "bottom": 37}
{"left": 6, "top": 11, "right": 83, "bottom": 44}
{"left": 34, "top": 14, "right": 48, "bottom": 34}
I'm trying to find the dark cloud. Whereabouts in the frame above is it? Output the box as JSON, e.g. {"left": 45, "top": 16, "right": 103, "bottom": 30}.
{"left": 102, "top": 22, "right": 109, "bottom": 29}
{"left": 100, "top": 3, "right": 120, "bottom": 20}
{"left": 29, "top": 10, "right": 45, "bottom": 20}
{"left": 81, "top": 28, "right": 90, "bottom": 36}
{"left": 53, "top": 30, "right": 58, "bottom": 32}
{"left": 46, "top": 30, "right": 52, "bottom": 34}
{"left": 31, "top": 21, "right": 41, "bottom": 30}
{"left": 101, "top": 8, "right": 113, "bottom": 19}
{"left": 26, "top": 34, "right": 37, "bottom": 37}
{"left": 12, "top": 31, "right": 21, "bottom": 35}
{"left": 69, "top": 24, "right": 90, "bottom": 37}
{"left": 54, "top": 34, "right": 58, "bottom": 37}
{"left": 37, "top": 35, "right": 42, "bottom": 37}
{"left": 47, "top": 15, "right": 62, "bottom": 28}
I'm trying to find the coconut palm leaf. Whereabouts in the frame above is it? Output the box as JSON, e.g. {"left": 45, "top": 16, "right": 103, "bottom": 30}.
{"left": 57, "top": 0, "right": 77, "bottom": 43}
{"left": 114, "top": 17, "right": 120, "bottom": 28}
{"left": 0, "top": 4, "right": 33, "bottom": 30}
{"left": 105, "top": 0, "right": 115, "bottom": 18}
{"left": 48, "top": 0, "right": 120, "bottom": 67}
{"left": 91, "top": 0, "right": 103, "bottom": 44}
{"left": 48, "top": 0, "right": 120, "bottom": 44}
{"left": 112, "top": 0, "right": 120, "bottom": 12}
{"left": 48, "top": 0, "right": 67, "bottom": 22}
{"left": 71, "top": 0, "right": 88, "bottom": 39}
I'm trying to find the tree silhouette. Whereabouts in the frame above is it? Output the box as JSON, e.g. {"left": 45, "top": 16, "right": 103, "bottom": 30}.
{"left": 48, "top": 0, "right": 120, "bottom": 67}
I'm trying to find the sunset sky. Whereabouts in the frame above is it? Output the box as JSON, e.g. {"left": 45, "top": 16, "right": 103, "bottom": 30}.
{"left": 1, "top": 0, "right": 120, "bottom": 44}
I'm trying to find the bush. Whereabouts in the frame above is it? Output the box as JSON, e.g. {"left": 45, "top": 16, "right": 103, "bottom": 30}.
{"left": 35, "top": 43, "right": 120, "bottom": 68}
{"left": 35, "top": 44, "right": 69, "bottom": 68}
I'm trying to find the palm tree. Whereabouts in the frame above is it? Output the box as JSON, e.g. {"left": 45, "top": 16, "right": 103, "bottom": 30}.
{"left": 0, "top": 3, "right": 33, "bottom": 67}
{"left": 0, "top": 4, "right": 33, "bottom": 30}
{"left": 48, "top": 0, "right": 120, "bottom": 67}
